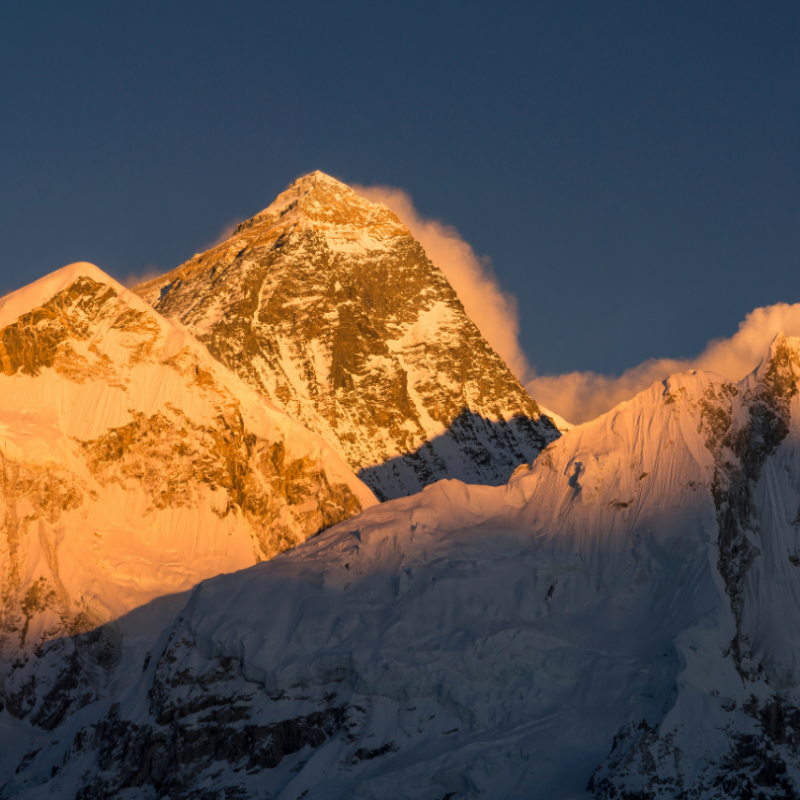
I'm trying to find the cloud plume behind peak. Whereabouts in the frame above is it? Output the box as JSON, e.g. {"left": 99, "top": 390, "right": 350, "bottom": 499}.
{"left": 348, "top": 183, "right": 800, "bottom": 430}
{"left": 527, "top": 302, "right": 800, "bottom": 425}
{"left": 354, "top": 184, "right": 532, "bottom": 382}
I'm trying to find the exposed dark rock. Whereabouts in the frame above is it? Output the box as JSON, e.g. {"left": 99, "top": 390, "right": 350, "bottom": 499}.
{"left": 135, "top": 172, "right": 559, "bottom": 500}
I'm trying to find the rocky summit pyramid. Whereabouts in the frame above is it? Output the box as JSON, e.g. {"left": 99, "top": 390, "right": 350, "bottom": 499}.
{"left": 135, "top": 171, "right": 559, "bottom": 500}
{"left": 19, "top": 334, "right": 800, "bottom": 798}
{"left": 0, "top": 263, "right": 374, "bottom": 735}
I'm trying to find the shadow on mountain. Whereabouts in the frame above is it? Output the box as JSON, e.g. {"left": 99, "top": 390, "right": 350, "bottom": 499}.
{"left": 1, "top": 589, "right": 193, "bottom": 733}
{"left": 1, "top": 411, "right": 560, "bottom": 752}
{"left": 2, "top": 517, "right": 678, "bottom": 799}
{"left": 357, "top": 406, "right": 560, "bottom": 501}
{"left": 2, "top": 411, "right": 558, "bottom": 738}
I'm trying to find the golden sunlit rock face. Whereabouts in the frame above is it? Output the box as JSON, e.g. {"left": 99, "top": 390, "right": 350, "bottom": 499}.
{"left": 136, "top": 171, "right": 559, "bottom": 500}
{"left": 0, "top": 265, "right": 374, "bottom": 729}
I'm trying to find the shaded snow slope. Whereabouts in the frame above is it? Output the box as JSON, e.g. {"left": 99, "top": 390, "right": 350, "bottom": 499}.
{"left": 0, "top": 263, "right": 375, "bottom": 740}
{"left": 135, "top": 172, "right": 558, "bottom": 500}
{"left": 14, "top": 335, "right": 800, "bottom": 798}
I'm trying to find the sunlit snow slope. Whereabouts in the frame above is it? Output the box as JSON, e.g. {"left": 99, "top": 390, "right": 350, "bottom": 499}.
{"left": 0, "top": 263, "right": 375, "bottom": 736}
{"left": 15, "top": 335, "right": 800, "bottom": 799}
{"left": 135, "top": 172, "right": 559, "bottom": 500}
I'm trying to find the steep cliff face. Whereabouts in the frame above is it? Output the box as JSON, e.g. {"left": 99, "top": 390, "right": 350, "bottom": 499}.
{"left": 17, "top": 335, "right": 800, "bottom": 799}
{"left": 589, "top": 336, "right": 800, "bottom": 799}
{"left": 135, "top": 172, "right": 558, "bottom": 500}
{"left": 0, "top": 263, "right": 374, "bottom": 737}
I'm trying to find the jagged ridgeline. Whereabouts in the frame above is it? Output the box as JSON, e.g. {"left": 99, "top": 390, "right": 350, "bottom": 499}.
{"left": 0, "top": 263, "right": 375, "bottom": 733}
{"left": 135, "top": 171, "right": 559, "bottom": 500}
{"left": 17, "top": 335, "right": 800, "bottom": 798}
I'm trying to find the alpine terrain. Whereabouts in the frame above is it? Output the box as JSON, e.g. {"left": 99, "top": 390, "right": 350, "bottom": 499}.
{"left": 9, "top": 328, "right": 800, "bottom": 798}
{"left": 134, "top": 171, "right": 559, "bottom": 500}
{"left": 0, "top": 263, "right": 375, "bottom": 754}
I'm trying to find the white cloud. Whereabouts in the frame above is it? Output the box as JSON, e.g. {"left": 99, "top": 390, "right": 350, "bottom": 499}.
{"left": 353, "top": 184, "right": 532, "bottom": 381}
{"left": 527, "top": 302, "right": 800, "bottom": 425}
{"left": 127, "top": 180, "right": 796, "bottom": 430}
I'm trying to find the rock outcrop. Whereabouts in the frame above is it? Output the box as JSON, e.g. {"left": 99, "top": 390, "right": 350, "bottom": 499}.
{"left": 0, "top": 263, "right": 374, "bottom": 740}
{"left": 135, "top": 172, "right": 558, "bottom": 500}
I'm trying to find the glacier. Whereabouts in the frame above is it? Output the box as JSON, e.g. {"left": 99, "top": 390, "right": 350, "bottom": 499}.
{"left": 6, "top": 332, "right": 800, "bottom": 798}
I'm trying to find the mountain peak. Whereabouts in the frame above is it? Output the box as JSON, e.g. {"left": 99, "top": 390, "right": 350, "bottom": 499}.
{"left": 239, "top": 170, "right": 405, "bottom": 245}
{"left": 766, "top": 331, "right": 800, "bottom": 361}
{"left": 746, "top": 331, "right": 800, "bottom": 392}
{"left": 31, "top": 309, "right": 800, "bottom": 797}
{"left": 256, "top": 170, "right": 352, "bottom": 213}
{"left": 134, "top": 177, "right": 558, "bottom": 500}
{"left": 0, "top": 262, "right": 130, "bottom": 329}
{"left": 290, "top": 169, "right": 347, "bottom": 189}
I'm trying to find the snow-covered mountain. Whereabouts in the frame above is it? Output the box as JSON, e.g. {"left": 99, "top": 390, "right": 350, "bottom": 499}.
{"left": 12, "top": 333, "right": 800, "bottom": 798}
{"left": 0, "top": 263, "right": 375, "bottom": 739}
{"left": 134, "top": 172, "right": 559, "bottom": 500}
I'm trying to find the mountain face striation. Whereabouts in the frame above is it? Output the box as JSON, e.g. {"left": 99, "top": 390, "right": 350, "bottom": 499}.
{"left": 0, "top": 263, "right": 374, "bottom": 744}
{"left": 13, "top": 334, "right": 800, "bottom": 798}
{"left": 135, "top": 171, "right": 559, "bottom": 500}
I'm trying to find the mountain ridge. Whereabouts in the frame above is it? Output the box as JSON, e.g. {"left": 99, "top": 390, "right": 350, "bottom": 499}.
{"left": 0, "top": 261, "right": 375, "bottom": 738}
{"left": 135, "top": 171, "right": 559, "bottom": 500}
{"left": 11, "top": 334, "right": 800, "bottom": 797}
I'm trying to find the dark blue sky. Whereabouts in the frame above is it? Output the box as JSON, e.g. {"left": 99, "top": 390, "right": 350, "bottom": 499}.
{"left": 1, "top": 1, "right": 798, "bottom": 375}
